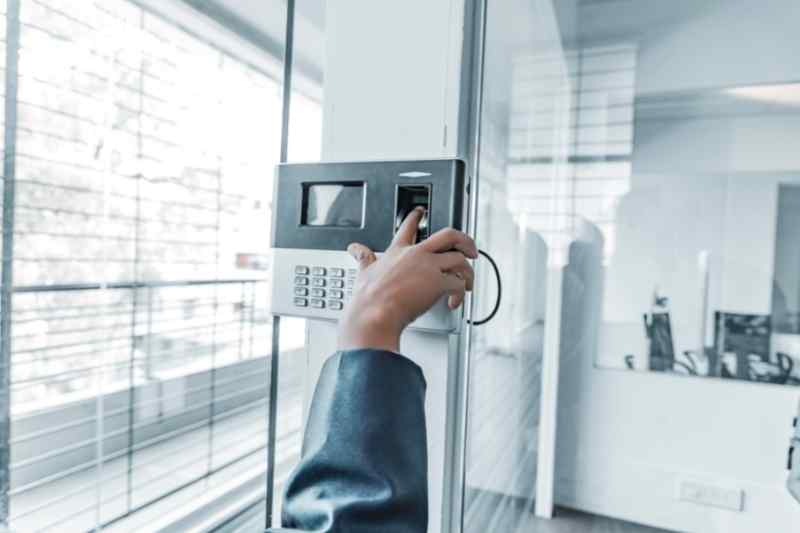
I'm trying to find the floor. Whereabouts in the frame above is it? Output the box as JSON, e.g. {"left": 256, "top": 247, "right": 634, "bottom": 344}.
{"left": 227, "top": 499, "right": 674, "bottom": 533}
{"left": 541, "top": 508, "right": 674, "bottom": 533}
{"left": 462, "top": 487, "right": 674, "bottom": 533}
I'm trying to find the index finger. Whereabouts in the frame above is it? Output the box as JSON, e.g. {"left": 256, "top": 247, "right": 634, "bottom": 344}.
{"left": 390, "top": 206, "right": 425, "bottom": 248}
{"left": 419, "top": 227, "right": 478, "bottom": 258}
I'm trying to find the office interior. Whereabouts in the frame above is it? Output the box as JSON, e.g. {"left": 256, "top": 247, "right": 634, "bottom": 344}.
{"left": 2, "top": 0, "right": 800, "bottom": 532}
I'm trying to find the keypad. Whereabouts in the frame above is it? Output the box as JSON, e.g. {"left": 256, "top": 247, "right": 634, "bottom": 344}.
{"left": 293, "top": 265, "right": 353, "bottom": 310}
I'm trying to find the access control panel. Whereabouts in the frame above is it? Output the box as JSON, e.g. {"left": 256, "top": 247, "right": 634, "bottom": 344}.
{"left": 270, "top": 159, "right": 466, "bottom": 333}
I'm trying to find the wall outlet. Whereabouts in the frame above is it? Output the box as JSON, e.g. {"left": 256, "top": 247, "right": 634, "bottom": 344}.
{"left": 677, "top": 479, "right": 744, "bottom": 511}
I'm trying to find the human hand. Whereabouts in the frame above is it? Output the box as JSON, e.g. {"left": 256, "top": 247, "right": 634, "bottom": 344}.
{"left": 337, "top": 207, "right": 478, "bottom": 353}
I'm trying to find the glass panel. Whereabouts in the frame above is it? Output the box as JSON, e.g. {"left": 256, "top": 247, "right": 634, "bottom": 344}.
{"left": 466, "top": 1, "right": 800, "bottom": 533}
{"left": 8, "top": 0, "right": 288, "bottom": 530}
{"left": 462, "top": 1, "right": 570, "bottom": 530}
{"left": 555, "top": 3, "right": 800, "bottom": 387}
{"left": 266, "top": 0, "right": 326, "bottom": 526}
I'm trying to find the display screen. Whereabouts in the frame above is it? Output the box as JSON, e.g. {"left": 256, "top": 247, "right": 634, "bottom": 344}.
{"left": 302, "top": 183, "right": 365, "bottom": 227}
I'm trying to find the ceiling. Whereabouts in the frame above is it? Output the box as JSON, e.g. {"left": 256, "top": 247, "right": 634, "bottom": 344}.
{"left": 198, "top": 0, "right": 325, "bottom": 82}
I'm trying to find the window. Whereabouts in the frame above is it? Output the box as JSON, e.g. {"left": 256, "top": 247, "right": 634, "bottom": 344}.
{"left": 2, "top": 0, "right": 318, "bottom": 530}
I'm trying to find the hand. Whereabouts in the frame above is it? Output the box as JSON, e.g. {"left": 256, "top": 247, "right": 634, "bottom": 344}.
{"left": 337, "top": 207, "right": 478, "bottom": 353}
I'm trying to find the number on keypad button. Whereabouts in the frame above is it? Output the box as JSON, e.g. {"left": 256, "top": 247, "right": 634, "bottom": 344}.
{"left": 329, "top": 279, "right": 344, "bottom": 289}
{"left": 328, "top": 301, "right": 343, "bottom": 310}
{"left": 312, "top": 278, "right": 326, "bottom": 287}
{"left": 310, "top": 299, "right": 325, "bottom": 309}
{"left": 295, "top": 266, "right": 309, "bottom": 275}
{"left": 312, "top": 267, "right": 326, "bottom": 276}
{"left": 311, "top": 288, "right": 326, "bottom": 298}
{"left": 294, "top": 287, "right": 308, "bottom": 296}
{"left": 329, "top": 289, "right": 343, "bottom": 299}
{"left": 295, "top": 276, "right": 309, "bottom": 286}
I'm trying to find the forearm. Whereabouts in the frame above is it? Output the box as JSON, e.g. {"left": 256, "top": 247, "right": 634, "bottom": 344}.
{"left": 280, "top": 349, "right": 429, "bottom": 533}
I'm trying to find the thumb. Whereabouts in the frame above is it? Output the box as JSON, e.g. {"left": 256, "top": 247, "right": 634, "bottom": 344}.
{"left": 347, "top": 242, "right": 377, "bottom": 270}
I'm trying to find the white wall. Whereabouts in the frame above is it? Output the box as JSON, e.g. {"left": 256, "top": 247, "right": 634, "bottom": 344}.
{"left": 555, "top": 0, "right": 800, "bottom": 531}
{"left": 321, "top": 1, "right": 465, "bottom": 162}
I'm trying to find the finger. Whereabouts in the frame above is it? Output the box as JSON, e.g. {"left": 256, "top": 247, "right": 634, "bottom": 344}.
{"left": 347, "top": 242, "right": 377, "bottom": 270}
{"left": 434, "top": 252, "right": 474, "bottom": 290}
{"left": 390, "top": 206, "right": 425, "bottom": 249}
{"left": 420, "top": 227, "right": 478, "bottom": 258}
{"left": 446, "top": 262, "right": 474, "bottom": 291}
{"left": 448, "top": 292, "right": 465, "bottom": 310}
{"left": 441, "top": 272, "right": 467, "bottom": 310}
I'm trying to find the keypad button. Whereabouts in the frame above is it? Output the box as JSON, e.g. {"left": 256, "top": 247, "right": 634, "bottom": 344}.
{"left": 295, "top": 265, "right": 309, "bottom": 275}
{"left": 294, "top": 287, "right": 308, "bottom": 296}
{"left": 310, "top": 299, "right": 325, "bottom": 309}
{"left": 330, "top": 268, "right": 345, "bottom": 277}
{"left": 294, "top": 298, "right": 308, "bottom": 307}
{"left": 312, "top": 278, "right": 326, "bottom": 287}
{"left": 346, "top": 278, "right": 355, "bottom": 288}
{"left": 311, "top": 288, "right": 326, "bottom": 298}
{"left": 312, "top": 267, "right": 326, "bottom": 276}
{"left": 328, "top": 301, "right": 343, "bottom": 311}
{"left": 328, "top": 289, "right": 343, "bottom": 299}
{"left": 329, "top": 279, "right": 344, "bottom": 289}
{"left": 295, "top": 276, "right": 309, "bottom": 286}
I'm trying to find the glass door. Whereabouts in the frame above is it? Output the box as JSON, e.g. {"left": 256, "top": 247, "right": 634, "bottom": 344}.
{"left": 461, "top": 0, "right": 575, "bottom": 530}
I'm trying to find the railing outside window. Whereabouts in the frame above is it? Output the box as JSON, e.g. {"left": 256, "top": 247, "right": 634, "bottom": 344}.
{"left": 8, "top": 279, "right": 305, "bottom": 532}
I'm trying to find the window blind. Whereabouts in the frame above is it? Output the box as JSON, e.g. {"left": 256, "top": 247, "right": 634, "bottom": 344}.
{"left": 3, "top": 1, "right": 309, "bottom": 530}
{"left": 507, "top": 43, "right": 637, "bottom": 262}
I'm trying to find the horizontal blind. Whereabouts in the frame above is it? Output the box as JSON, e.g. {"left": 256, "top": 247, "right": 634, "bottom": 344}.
{"left": 7, "top": 1, "right": 305, "bottom": 531}
{"left": 507, "top": 43, "right": 637, "bottom": 262}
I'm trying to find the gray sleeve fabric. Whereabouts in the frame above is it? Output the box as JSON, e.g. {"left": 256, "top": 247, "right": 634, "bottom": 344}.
{"left": 274, "top": 349, "right": 429, "bottom": 533}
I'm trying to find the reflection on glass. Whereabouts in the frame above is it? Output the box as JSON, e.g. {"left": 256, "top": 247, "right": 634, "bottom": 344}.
{"left": 563, "top": 3, "right": 800, "bottom": 388}
{"left": 462, "top": 0, "right": 567, "bottom": 530}
{"left": 466, "top": 0, "right": 800, "bottom": 531}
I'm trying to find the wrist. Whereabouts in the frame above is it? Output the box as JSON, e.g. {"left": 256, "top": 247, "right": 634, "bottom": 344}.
{"left": 337, "top": 303, "right": 403, "bottom": 353}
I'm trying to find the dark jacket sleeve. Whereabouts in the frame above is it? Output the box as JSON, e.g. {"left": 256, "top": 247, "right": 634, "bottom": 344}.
{"left": 273, "top": 349, "right": 428, "bottom": 533}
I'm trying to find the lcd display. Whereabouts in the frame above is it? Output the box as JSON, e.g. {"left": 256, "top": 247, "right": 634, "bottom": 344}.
{"left": 302, "top": 183, "right": 365, "bottom": 227}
